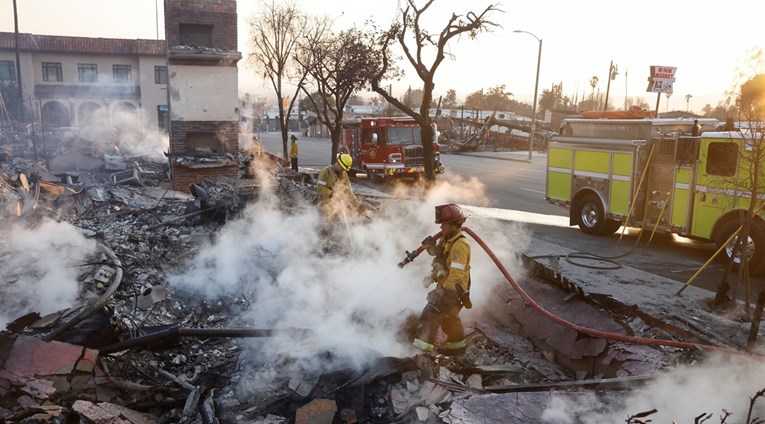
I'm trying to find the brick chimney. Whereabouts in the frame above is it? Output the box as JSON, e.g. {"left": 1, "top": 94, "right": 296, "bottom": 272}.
{"left": 165, "top": 0, "right": 242, "bottom": 192}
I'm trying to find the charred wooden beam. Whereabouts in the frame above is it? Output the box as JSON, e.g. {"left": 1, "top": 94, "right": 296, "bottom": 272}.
{"left": 99, "top": 326, "right": 312, "bottom": 354}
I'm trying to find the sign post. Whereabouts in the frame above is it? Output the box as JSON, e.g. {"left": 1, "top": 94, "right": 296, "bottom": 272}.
{"left": 647, "top": 66, "right": 677, "bottom": 116}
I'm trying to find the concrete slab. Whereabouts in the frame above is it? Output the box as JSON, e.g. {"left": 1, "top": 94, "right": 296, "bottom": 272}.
{"left": 521, "top": 236, "right": 761, "bottom": 350}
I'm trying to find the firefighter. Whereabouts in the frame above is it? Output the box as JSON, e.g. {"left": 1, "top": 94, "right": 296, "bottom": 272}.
{"left": 691, "top": 119, "right": 702, "bottom": 137}
{"left": 413, "top": 204, "right": 472, "bottom": 356}
{"left": 289, "top": 134, "right": 299, "bottom": 172}
{"left": 317, "top": 153, "right": 358, "bottom": 218}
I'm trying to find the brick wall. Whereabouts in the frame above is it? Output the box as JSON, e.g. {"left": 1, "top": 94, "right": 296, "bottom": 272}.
{"left": 172, "top": 164, "right": 239, "bottom": 193}
{"left": 169, "top": 120, "right": 238, "bottom": 154}
{"left": 165, "top": 0, "right": 237, "bottom": 51}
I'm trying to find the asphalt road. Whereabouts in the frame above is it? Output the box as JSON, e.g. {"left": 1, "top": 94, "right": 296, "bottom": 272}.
{"left": 257, "top": 131, "right": 765, "bottom": 299}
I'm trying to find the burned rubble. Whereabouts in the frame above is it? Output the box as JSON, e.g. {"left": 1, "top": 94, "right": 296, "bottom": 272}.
{"left": 1, "top": 126, "right": 764, "bottom": 423}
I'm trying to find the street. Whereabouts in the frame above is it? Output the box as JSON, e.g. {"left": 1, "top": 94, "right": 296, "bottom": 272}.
{"left": 257, "top": 131, "right": 765, "bottom": 298}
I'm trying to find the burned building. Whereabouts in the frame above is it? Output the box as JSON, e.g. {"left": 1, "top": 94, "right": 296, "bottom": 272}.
{"left": 0, "top": 32, "right": 167, "bottom": 130}
{"left": 165, "top": 0, "right": 242, "bottom": 193}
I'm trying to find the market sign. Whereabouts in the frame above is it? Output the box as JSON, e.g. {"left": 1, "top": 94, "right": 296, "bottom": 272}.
{"left": 646, "top": 66, "right": 677, "bottom": 93}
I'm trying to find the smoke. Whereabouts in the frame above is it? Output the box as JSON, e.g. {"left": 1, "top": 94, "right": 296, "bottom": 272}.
{"left": 167, "top": 173, "right": 534, "bottom": 378}
{"left": 541, "top": 354, "right": 765, "bottom": 423}
{"left": 111, "top": 110, "right": 169, "bottom": 162}
{"left": 0, "top": 219, "right": 98, "bottom": 328}
{"left": 75, "top": 109, "right": 169, "bottom": 163}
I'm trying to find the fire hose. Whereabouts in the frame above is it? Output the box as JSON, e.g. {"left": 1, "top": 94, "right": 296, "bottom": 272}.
{"left": 398, "top": 226, "right": 757, "bottom": 357}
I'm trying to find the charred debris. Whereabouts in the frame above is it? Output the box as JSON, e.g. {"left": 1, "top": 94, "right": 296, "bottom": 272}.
{"left": 0, "top": 126, "right": 762, "bottom": 423}
{"left": 0, "top": 126, "right": 557, "bottom": 424}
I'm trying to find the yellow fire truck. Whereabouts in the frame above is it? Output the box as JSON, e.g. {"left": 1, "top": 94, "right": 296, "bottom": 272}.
{"left": 546, "top": 117, "right": 765, "bottom": 271}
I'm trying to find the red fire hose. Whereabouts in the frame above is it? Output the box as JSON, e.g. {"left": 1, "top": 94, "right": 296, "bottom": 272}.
{"left": 400, "top": 227, "right": 756, "bottom": 357}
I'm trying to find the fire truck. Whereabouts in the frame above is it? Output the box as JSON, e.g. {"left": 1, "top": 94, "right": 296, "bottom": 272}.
{"left": 545, "top": 117, "right": 765, "bottom": 272}
{"left": 340, "top": 117, "right": 445, "bottom": 182}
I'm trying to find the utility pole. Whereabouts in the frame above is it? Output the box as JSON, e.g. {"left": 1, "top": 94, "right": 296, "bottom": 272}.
{"left": 624, "top": 68, "right": 629, "bottom": 110}
{"left": 513, "top": 30, "right": 542, "bottom": 160}
{"left": 603, "top": 61, "right": 618, "bottom": 111}
{"left": 13, "top": 0, "right": 23, "bottom": 121}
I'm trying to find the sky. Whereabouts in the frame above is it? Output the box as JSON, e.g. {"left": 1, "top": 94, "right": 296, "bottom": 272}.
{"left": 2, "top": 0, "right": 764, "bottom": 113}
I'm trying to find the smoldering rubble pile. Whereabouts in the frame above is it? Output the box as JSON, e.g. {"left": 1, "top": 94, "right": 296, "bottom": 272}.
{"left": 0, "top": 128, "right": 579, "bottom": 424}
{"left": 3, "top": 127, "right": 723, "bottom": 423}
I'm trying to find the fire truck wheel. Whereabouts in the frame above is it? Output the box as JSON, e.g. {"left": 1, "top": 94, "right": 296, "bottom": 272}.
{"left": 575, "top": 193, "right": 606, "bottom": 235}
{"left": 717, "top": 220, "right": 765, "bottom": 274}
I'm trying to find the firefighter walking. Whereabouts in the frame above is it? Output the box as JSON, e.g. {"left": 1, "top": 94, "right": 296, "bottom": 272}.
{"left": 413, "top": 204, "right": 472, "bottom": 356}
{"left": 289, "top": 134, "right": 299, "bottom": 172}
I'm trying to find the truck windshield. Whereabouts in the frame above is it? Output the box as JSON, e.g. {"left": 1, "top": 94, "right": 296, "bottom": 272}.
{"left": 387, "top": 127, "right": 421, "bottom": 145}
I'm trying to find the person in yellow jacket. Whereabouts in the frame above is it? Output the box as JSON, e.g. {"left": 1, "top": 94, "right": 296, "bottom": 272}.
{"left": 289, "top": 134, "right": 299, "bottom": 172}
{"left": 316, "top": 153, "right": 358, "bottom": 219}
{"left": 413, "top": 204, "right": 472, "bottom": 356}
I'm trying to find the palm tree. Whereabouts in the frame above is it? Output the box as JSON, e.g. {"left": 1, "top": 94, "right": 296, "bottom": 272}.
{"left": 685, "top": 94, "right": 693, "bottom": 112}
{"left": 589, "top": 76, "right": 599, "bottom": 102}
{"left": 665, "top": 92, "right": 672, "bottom": 112}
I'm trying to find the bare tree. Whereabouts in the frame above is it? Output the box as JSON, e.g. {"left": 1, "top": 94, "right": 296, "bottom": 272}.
{"left": 371, "top": 0, "right": 501, "bottom": 179}
{"left": 297, "top": 26, "right": 382, "bottom": 161}
{"left": 248, "top": 1, "right": 313, "bottom": 159}
{"left": 709, "top": 48, "right": 765, "bottom": 314}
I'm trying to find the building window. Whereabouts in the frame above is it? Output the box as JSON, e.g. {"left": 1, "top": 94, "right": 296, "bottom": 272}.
{"left": 0, "top": 60, "right": 15, "bottom": 81}
{"left": 154, "top": 66, "right": 168, "bottom": 84}
{"left": 42, "top": 62, "right": 63, "bottom": 82}
{"left": 112, "top": 64, "right": 131, "bottom": 83}
{"left": 78, "top": 64, "right": 98, "bottom": 83}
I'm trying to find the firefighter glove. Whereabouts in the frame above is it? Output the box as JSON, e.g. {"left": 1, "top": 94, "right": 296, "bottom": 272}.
{"left": 421, "top": 236, "right": 434, "bottom": 247}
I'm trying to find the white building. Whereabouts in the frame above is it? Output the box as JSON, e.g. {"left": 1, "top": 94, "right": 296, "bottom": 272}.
{"left": 0, "top": 32, "right": 167, "bottom": 130}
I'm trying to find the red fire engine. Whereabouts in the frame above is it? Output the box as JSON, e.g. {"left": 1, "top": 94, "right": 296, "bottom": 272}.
{"left": 340, "top": 117, "right": 445, "bottom": 182}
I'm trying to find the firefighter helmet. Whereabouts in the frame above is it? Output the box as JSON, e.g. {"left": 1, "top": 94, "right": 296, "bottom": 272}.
{"left": 337, "top": 153, "right": 353, "bottom": 171}
{"left": 435, "top": 204, "right": 465, "bottom": 225}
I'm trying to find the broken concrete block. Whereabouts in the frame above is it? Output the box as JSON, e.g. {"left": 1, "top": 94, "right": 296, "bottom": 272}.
{"left": 294, "top": 398, "right": 337, "bottom": 424}
{"left": 390, "top": 387, "right": 410, "bottom": 414}
{"left": 110, "top": 168, "right": 143, "bottom": 186}
{"left": 3, "top": 336, "right": 99, "bottom": 378}
{"left": 136, "top": 285, "right": 168, "bottom": 310}
{"left": 288, "top": 372, "right": 320, "bottom": 398}
{"left": 21, "top": 378, "right": 56, "bottom": 399}
{"left": 417, "top": 381, "right": 451, "bottom": 405}
{"left": 466, "top": 374, "right": 482, "bottom": 389}
{"left": 104, "top": 154, "right": 127, "bottom": 171}
{"left": 416, "top": 406, "right": 431, "bottom": 421}
{"left": 73, "top": 400, "right": 155, "bottom": 424}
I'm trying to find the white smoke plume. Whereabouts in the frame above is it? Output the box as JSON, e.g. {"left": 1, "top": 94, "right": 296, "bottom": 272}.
{"left": 0, "top": 219, "right": 98, "bottom": 328}
{"left": 167, "top": 173, "right": 533, "bottom": 375}
{"left": 541, "top": 354, "right": 765, "bottom": 423}
{"left": 76, "top": 109, "right": 169, "bottom": 163}
{"left": 111, "top": 110, "right": 169, "bottom": 162}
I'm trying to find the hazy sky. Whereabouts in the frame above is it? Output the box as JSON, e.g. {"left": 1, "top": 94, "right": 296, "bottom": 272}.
{"left": 2, "top": 0, "right": 764, "bottom": 112}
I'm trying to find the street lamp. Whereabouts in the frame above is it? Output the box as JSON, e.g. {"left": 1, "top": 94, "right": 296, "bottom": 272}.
{"left": 514, "top": 30, "right": 542, "bottom": 160}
